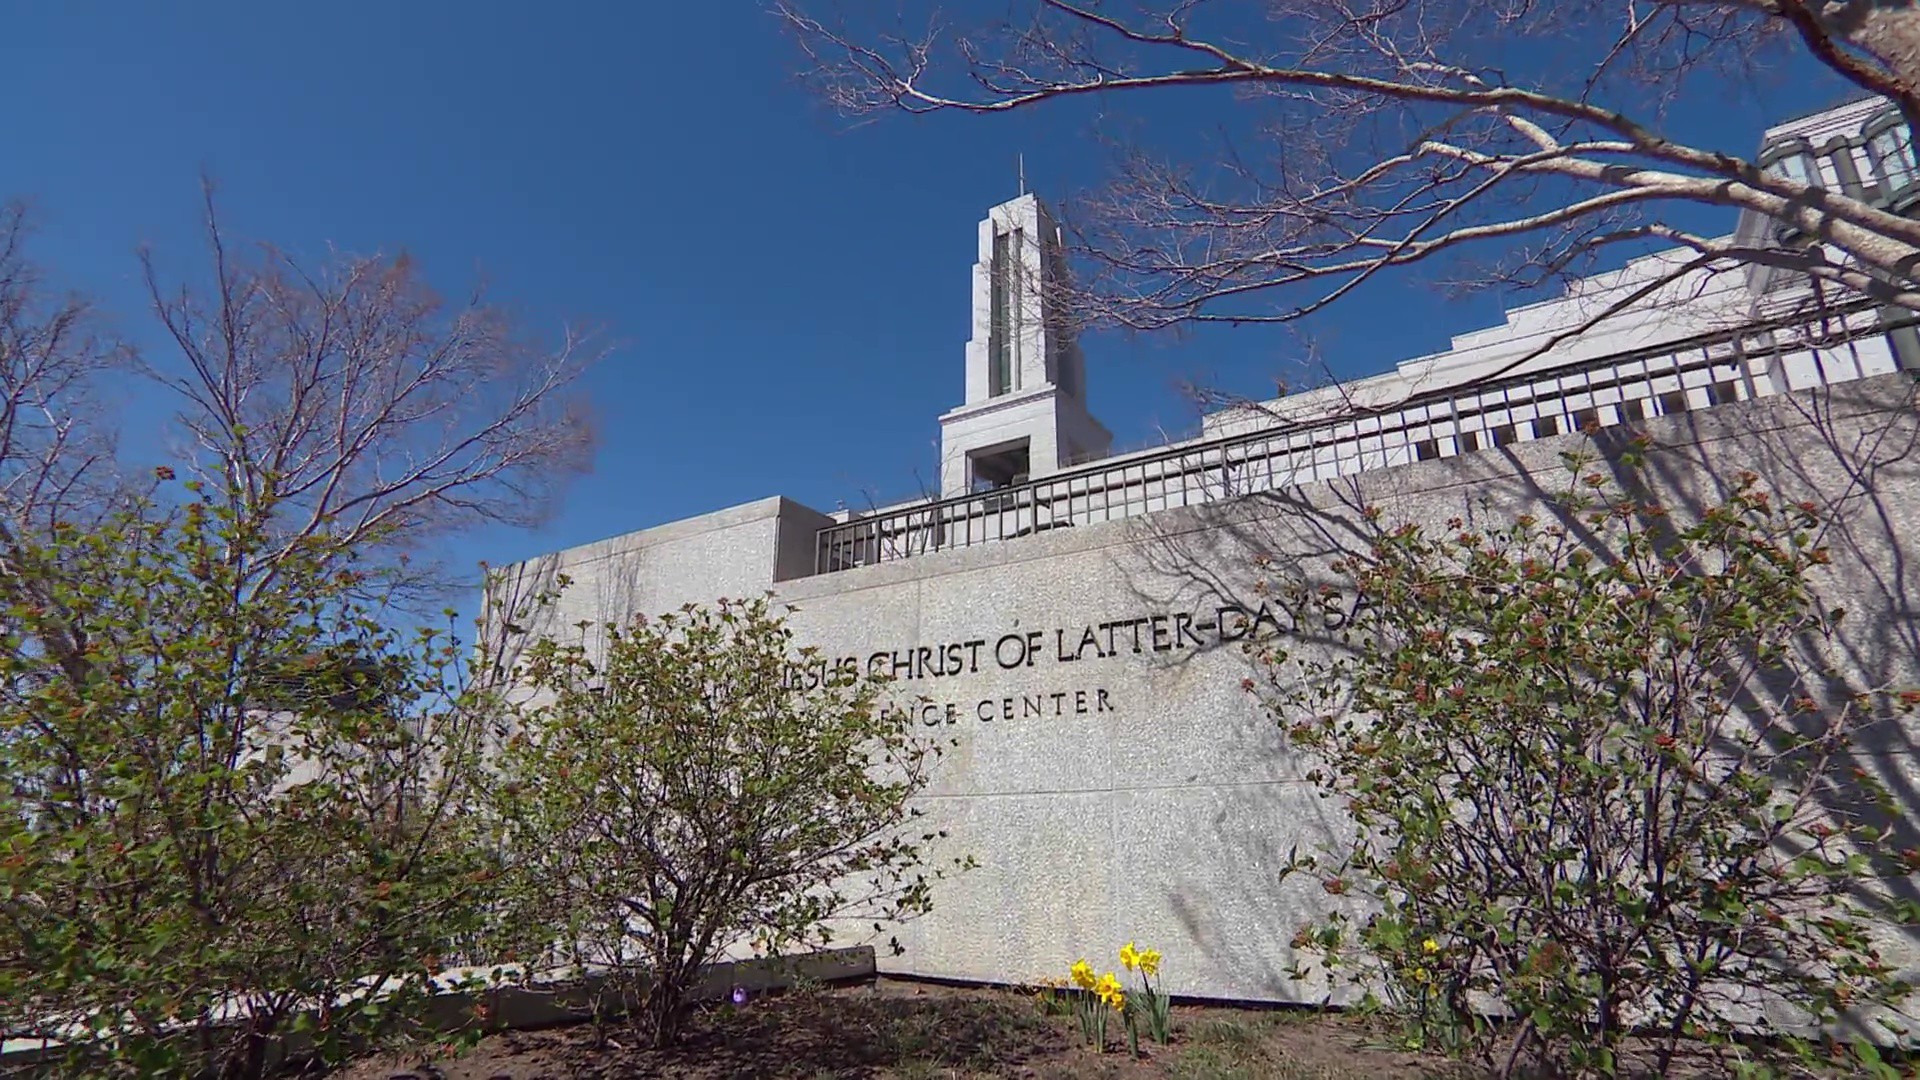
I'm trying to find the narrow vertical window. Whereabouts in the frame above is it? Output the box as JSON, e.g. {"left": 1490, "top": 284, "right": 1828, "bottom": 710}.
{"left": 1869, "top": 118, "right": 1917, "bottom": 192}
{"left": 1766, "top": 151, "right": 1817, "bottom": 188}
{"left": 989, "top": 230, "right": 1011, "bottom": 396}
{"left": 1009, "top": 228, "right": 1024, "bottom": 386}
{"left": 1759, "top": 138, "right": 1821, "bottom": 248}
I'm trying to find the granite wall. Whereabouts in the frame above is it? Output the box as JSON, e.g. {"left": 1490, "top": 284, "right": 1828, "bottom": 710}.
{"left": 503, "top": 372, "right": 1920, "bottom": 1009}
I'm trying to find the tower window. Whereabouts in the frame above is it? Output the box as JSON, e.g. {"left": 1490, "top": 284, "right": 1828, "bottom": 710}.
{"left": 1867, "top": 116, "right": 1918, "bottom": 191}
{"left": 1534, "top": 414, "right": 1560, "bottom": 438}
{"left": 989, "top": 231, "right": 1013, "bottom": 396}
{"left": 1659, "top": 390, "right": 1690, "bottom": 415}
{"left": 1762, "top": 138, "right": 1820, "bottom": 190}
{"left": 969, "top": 440, "right": 1030, "bottom": 491}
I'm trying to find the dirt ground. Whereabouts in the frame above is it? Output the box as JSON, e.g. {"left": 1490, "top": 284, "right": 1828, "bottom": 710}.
{"left": 332, "top": 978, "right": 1901, "bottom": 1079}
{"left": 330, "top": 978, "right": 1480, "bottom": 1079}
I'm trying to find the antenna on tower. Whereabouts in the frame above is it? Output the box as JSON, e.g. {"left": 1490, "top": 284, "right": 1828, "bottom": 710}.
{"left": 1017, "top": 153, "right": 1026, "bottom": 196}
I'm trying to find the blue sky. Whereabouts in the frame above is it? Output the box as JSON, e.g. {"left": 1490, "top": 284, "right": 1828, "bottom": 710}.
{"left": 0, "top": 3, "right": 1850, "bottom": 605}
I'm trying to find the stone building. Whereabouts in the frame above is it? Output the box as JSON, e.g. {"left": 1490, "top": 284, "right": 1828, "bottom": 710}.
{"left": 495, "top": 95, "right": 1920, "bottom": 1013}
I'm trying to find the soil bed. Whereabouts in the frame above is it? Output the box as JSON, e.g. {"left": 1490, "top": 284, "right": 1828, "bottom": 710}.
{"left": 333, "top": 977, "right": 1894, "bottom": 1079}
{"left": 332, "top": 977, "right": 1479, "bottom": 1079}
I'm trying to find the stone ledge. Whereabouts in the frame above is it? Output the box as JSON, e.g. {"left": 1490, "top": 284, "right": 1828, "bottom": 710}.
{"left": 0, "top": 945, "right": 876, "bottom": 1072}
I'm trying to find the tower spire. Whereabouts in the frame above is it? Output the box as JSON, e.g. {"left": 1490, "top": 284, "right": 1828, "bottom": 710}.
{"left": 936, "top": 193, "right": 1110, "bottom": 499}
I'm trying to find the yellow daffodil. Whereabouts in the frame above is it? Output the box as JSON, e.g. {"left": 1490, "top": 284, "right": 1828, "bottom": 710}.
{"left": 1422, "top": 938, "right": 1440, "bottom": 954}
{"left": 1070, "top": 959, "right": 1096, "bottom": 990}
{"left": 1119, "top": 942, "right": 1140, "bottom": 971}
{"left": 1106, "top": 988, "right": 1127, "bottom": 1011}
{"left": 1139, "top": 948, "right": 1161, "bottom": 977}
{"left": 1094, "top": 971, "right": 1126, "bottom": 1009}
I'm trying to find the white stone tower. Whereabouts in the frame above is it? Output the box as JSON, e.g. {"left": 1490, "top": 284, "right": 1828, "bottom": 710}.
{"left": 938, "top": 194, "right": 1111, "bottom": 498}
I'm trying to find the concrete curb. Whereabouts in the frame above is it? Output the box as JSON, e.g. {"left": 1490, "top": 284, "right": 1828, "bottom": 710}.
{"left": 0, "top": 945, "right": 876, "bottom": 1073}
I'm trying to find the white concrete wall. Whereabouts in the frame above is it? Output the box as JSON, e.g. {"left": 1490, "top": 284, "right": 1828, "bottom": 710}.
{"left": 494, "top": 496, "right": 819, "bottom": 666}
{"left": 938, "top": 390, "right": 1060, "bottom": 497}
{"left": 509, "top": 373, "right": 1920, "bottom": 1015}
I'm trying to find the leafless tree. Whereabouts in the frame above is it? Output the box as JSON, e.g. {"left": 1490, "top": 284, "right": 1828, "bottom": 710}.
{"left": 0, "top": 185, "right": 603, "bottom": 661}
{"left": 0, "top": 201, "right": 124, "bottom": 537}
{"left": 779, "top": 1, "right": 1920, "bottom": 365}
{"left": 0, "top": 203, "right": 134, "bottom": 691}
{"left": 138, "top": 184, "right": 604, "bottom": 597}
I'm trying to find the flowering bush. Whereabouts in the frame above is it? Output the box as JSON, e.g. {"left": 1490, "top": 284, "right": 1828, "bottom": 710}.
{"left": 1063, "top": 943, "right": 1172, "bottom": 1054}
{"left": 490, "top": 595, "right": 969, "bottom": 1048}
{"left": 0, "top": 498, "right": 508, "bottom": 1078}
{"left": 1120, "top": 941, "right": 1171, "bottom": 1047}
{"left": 1065, "top": 959, "right": 1118, "bottom": 1050}
{"left": 1251, "top": 446, "right": 1920, "bottom": 1076}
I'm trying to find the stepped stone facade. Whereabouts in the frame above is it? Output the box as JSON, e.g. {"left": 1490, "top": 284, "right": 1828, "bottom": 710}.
{"left": 495, "top": 96, "right": 1920, "bottom": 1021}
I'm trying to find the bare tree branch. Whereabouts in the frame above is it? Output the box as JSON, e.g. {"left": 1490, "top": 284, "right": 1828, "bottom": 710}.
{"left": 0, "top": 201, "right": 124, "bottom": 536}
{"left": 138, "top": 182, "right": 608, "bottom": 598}
{"left": 778, "top": 0, "right": 1920, "bottom": 373}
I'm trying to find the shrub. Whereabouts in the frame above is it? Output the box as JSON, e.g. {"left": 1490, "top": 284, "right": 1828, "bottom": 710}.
{"left": 489, "top": 595, "right": 964, "bottom": 1047}
{"left": 1251, "top": 447, "right": 1919, "bottom": 1076}
{"left": 0, "top": 496, "right": 504, "bottom": 1078}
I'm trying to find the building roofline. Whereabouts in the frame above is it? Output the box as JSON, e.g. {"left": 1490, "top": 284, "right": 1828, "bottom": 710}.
{"left": 1761, "top": 90, "right": 1886, "bottom": 139}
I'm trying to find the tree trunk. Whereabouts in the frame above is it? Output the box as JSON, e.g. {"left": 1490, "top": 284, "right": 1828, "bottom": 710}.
{"left": 641, "top": 982, "right": 686, "bottom": 1049}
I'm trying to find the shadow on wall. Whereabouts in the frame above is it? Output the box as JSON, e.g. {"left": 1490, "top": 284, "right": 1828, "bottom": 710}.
{"left": 1108, "top": 471, "right": 1394, "bottom": 1001}
{"left": 479, "top": 543, "right": 657, "bottom": 679}
{"left": 1109, "top": 369, "right": 1920, "bottom": 1022}
{"left": 477, "top": 550, "right": 562, "bottom": 689}
{"left": 1611, "top": 372, "right": 1920, "bottom": 1040}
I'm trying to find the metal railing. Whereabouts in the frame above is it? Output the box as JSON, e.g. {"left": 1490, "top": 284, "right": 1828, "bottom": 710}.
{"left": 815, "top": 299, "right": 1917, "bottom": 575}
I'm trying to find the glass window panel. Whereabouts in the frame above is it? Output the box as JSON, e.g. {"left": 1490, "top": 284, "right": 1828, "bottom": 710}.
{"left": 989, "top": 231, "right": 1012, "bottom": 396}
{"left": 1871, "top": 126, "right": 1916, "bottom": 189}
{"left": 1768, "top": 152, "right": 1817, "bottom": 188}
